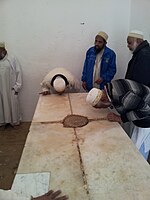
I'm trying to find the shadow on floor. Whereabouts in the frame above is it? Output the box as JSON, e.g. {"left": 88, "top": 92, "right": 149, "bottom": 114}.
{"left": 0, "top": 122, "right": 30, "bottom": 189}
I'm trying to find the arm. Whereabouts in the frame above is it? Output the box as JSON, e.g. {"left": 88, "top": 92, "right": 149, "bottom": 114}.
{"left": 81, "top": 52, "right": 89, "bottom": 90}
{"left": 12, "top": 57, "right": 22, "bottom": 93}
{"left": 40, "top": 81, "right": 51, "bottom": 95}
{"left": 0, "top": 189, "right": 68, "bottom": 200}
{"left": 81, "top": 55, "right": 87, "bottom": 82}
{"left": 40, "top": 72, "right": 53, "bottom": 95}
{"left": 119, "top": 91, "right": 150, "bottom": 122}
{"left": 32, "top": 190, "right": 68, "bottom": 200}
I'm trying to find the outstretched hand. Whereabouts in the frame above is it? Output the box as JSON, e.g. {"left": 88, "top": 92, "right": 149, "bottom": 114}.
{"left": 39, "top": 91, "right": 50, "bottom": 95}
{"left": 32, "top": 190, "right": 68, "bottom": 200}
{"left": 107, "top": 113, "right": 122, "bottom": 123}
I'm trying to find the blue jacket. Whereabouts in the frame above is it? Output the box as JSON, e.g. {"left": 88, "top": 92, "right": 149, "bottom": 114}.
{"left": 81, "top": 46, "right": 116, "bottom": 91}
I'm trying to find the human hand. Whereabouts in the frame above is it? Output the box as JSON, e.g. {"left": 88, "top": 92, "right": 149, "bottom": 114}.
{"left": 39, "top": 91, "right": 50, "bottom": 95}
{"left": 94, "top": 78, "right": 103, "bottom": 84}
{"left": 12, "top": 88, "right": 18, "bottom": 95}
{"left": 82, "top": 81, "right": 87, "bottom": 91}
{"left": 107, "top": 113, "right": 122, "bottom": 123}
{"left": 94, "top": 102, "right": 110, "bottom": 109}
{"left": 32, "top": 190, "right": 68, "bottom": 200}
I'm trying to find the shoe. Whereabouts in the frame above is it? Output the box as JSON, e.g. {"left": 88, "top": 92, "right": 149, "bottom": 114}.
{"left": 4, "top": 123, "right": 14, "bottom": 129}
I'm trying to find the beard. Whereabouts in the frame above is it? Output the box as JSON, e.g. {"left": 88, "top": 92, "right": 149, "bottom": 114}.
{"left": 130, "top": 41, "right": 138, "bottom": 53}
{"left": 94, "top": 45, "right": 104, "bottom": 54}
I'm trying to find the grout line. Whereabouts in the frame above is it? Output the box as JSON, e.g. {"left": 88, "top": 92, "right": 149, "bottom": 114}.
{"left": 73, "top": 128, "right": 90, "bottom": 199}
{"left": 32, "top": 117, "right": 107, "bottom": 125}
{"left": 68, "top": 94, "right": 73, "bottom": 114}
{"left": 68, "top": 93, "right": 90, "bottom": 198}
{"left": 40, "top": 121, "right": 63, "bottom": 124}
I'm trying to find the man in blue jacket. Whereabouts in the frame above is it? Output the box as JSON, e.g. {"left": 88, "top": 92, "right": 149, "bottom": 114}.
{"left": 81, "top": 31, "right": 116, "bottom": 91}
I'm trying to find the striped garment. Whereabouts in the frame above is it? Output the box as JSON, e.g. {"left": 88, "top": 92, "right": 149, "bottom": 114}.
{"left": 106, "top": 79, "right": 150, "bottom": 128}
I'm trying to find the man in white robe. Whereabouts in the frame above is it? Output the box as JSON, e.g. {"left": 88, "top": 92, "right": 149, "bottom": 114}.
{"left": 0, "top": 42, "right": 22, "bottom": 127}
{"left": 40, "top": 67, "right": 80, "bottom": 95}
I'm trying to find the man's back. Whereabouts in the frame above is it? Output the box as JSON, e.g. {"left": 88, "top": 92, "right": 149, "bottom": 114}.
{"left": 108, "top": 79, "right": 150, "bottom": 128}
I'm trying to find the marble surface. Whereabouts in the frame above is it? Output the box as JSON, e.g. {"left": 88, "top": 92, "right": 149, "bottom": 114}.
{"left": 11, "top": 172, "right": 50, "bottom": 197}
{"left": 32, "top": 94, "right": 71, "bottom": 122}
{"left": 17, "top": 123, "right": 88, "bottom": 200}
{"left": 70, "top": 93, "right": 108, "bottom": 120}
{"left": 14, "top": 93, "right": 150, "bottom": 200}
{"left": 76, "top": 120, "right": 150, "bottom": 200}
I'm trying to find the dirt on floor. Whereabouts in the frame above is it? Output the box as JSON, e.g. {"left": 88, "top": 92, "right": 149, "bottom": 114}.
{"left": 0, "top": 122, "right": 30, "bottom": 189}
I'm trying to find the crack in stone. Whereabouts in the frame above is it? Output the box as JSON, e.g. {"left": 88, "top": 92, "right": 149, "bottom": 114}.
{"left": 74, "top": 128, "right": 90, "bottom": 198}
{"left": 68, "top": 94, "right": 90, "bottom": 198}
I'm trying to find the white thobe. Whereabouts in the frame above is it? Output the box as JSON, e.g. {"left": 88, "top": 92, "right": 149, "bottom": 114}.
{"left": 131, "top": 126, "right": 150, "bottom": 153}
{"left": 0, "top": 54, "right": 22, "bottom": 126}
{"left": 0, "top": 189, "right": 31, "bottom": 200}
{"left": 93, "top": 50, "right": 104, "bottom": 88}
{"left": 40, "top": 67, "right": 80, "bottom": 94}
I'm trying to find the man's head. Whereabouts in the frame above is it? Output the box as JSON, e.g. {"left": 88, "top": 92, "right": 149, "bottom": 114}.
{"left": 86, "top": 88, "right": 110, "bottom": 108}
{"left": 127, "top": 30, "right": 144, "bottom": 52}
{"left": 0, "top": 42, "right": 7, "bottom": 60}
{"left": 53, "top": 77, "right": 66, "bottom": 94}
{"left": 94, "top": 31, "right": 108, "bottom": 54}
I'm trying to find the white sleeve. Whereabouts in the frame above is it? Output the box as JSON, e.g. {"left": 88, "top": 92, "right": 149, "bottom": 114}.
{"left": 13, "top": 57, "right": 22, "bottom": 92}
{"left": 0, "top": 189, "right": 31, "bottom": 200}
{"left": 7, "top": 55, "right": 22, "bottom": 93}
{"left": 40, "top": 72, "right": 52, "bottom": 92}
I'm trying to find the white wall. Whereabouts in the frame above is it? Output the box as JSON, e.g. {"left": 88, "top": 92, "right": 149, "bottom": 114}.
{"left": 0, "top": 0, "right": 131, "bottom": 121}
{"left": 130, "top": 0, "right": 150, "bottom": 42}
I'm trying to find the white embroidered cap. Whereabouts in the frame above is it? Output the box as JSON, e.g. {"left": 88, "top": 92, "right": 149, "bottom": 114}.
{"left": 128, "top": 30, "right": 144, "bottom": 39}
{"left": 53, "top": 77, "right": 66, "bottom": 93}
{"left": 97, "top": 31, "right": 108, "bottom": 41}
{"left": 86, "top": 88, "right": 103, "bottom": 106}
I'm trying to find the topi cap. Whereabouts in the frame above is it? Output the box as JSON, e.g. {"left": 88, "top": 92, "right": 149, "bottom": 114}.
{"left": 53, "top": 77, "right": 66, "bottom": 93}
{"left": 97, "top": 31, "right": 108, "bottom": 41}
{"left": 86, "top": 88, "right": 103, "bottom": 106}
{"left": 128, "top": 30, "right": 144, "bottom": 39}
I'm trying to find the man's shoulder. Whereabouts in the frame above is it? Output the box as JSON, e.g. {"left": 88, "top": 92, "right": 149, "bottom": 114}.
{"left": 7, "top": 54, "right": 17, "bottom": 61}
{"left": 104, "top": 46, "right": 116, "bottom": 55}
{"left": 113, "top": 79, "right": 150, "bottom": 90}
{"left": 140, "top": 45, "right": 150, "bottom": 56}
{"left": 86, "top": 46, "right": 95, "bottom": 53}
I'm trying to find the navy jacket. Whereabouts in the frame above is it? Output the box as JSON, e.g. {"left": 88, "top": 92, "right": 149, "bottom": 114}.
{"left": 125, "top": 40, "right": 150, "bottom": 87}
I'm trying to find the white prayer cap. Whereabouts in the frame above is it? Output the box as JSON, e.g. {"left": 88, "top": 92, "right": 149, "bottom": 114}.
{"left": 128, "top": 30, "right": 144, "bottom": 39}
{"left": 0, "top": 42, "right": 5, "bottom": 48}
{"left": 97, "top": 31, "right": 108, "bottom": 41}
{"left": 53, "top": 77, "right": 66, "bottom": 93}
{"left": 86, "top": 88, "right": 103, "bottom": 106}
